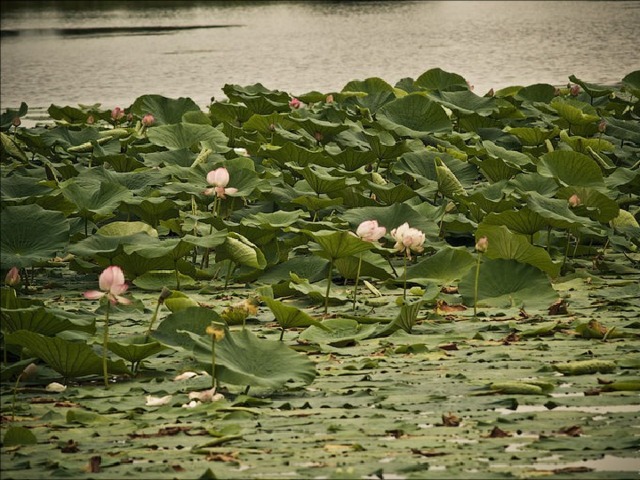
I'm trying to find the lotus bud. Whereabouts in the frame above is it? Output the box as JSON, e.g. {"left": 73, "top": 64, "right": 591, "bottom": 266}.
{"left": 12, "top": 116, "right": 21, "bottom": 127}
{"left": 86, "top": 115, "right": 95, "bottom": 125}
{"left": 5, "top": 266, "right": 20, "bottom": 286}
{"left": 598, "top": 119, "right": 606, "bottom": 133}
{"left": 313, "top": 131, "right": 323, "bottom": 142}
{"left": 289, "top": 97, "right": 302, "bottom": 109}
{"left": 475, "top": 236, "right": 489, "bottom": 253}
{"left": 371, "top": 172, "right": 387, "bottom": 185}
{"left": 326, "top": 94, "right": 334, "bottom": 103}
{"left": 466, "top": 80, "right": 474, "bottom": 91}
{"left": 233, "top": 147, "right": 249, "bottom": 157}
{"left": 158, "top": 286, "right": 172, "bottom": 304}
{"left": 568, "top": 194, "right": 581, "bottom": 208}
{"left": 22, "top": 363, "right": 38, "bottom": 379}
{"left": 570, "top": 84, "right": 580, "bottom": 96}
{"left": 111, "top": 107, "right": 125, "bottom": 121}
{"left": 486, "top": 88, "right": 494, "bottom": 97}
{"left": 126, "top": 113, "right": 133, "bottom": 122}
{"left": 268, "top": 123, "right": 276, "bottom": 131}
{"left": 141, "top": 113, "right": 155, "bottom": 127}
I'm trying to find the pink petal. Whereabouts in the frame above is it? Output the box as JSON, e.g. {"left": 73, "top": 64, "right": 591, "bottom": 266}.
{"left": 84, "top": 290, "right": 105, "bottom": 300}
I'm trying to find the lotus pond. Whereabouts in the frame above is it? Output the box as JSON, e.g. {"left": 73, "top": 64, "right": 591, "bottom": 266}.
{"left": 1, "top": 68, "right": 639, "bottom": 479}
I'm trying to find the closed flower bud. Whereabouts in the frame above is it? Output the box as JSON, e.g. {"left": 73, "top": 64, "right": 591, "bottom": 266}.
{"left": 568, "top": 194, "right": 581, "bottom": 207}
{"left": 5, "top": 266, "right": 20, "bottom": 286}
{"left": 141, "top": 113, "right": 155, "bottom": 127}
{"left": 111, "top": 107, "right": 125, "bottom": 121}
{"left": 475, "top": 236, "right": 489, "bottom": 253}
{"left": 289, "top": 97, "right": 302, "bottom": 109}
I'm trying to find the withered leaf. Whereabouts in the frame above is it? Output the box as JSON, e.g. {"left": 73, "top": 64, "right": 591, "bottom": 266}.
{"left": 486, "top": 426, "right": 512, "bottom": 438}
{"left": 556, "top": 425, "right": 583, "bottom": 437}
{"left": 441, "top": 412, "right": 461, "bottom": 427}
{"left": 411, "top": 448, "right": 447, "bottom": 457}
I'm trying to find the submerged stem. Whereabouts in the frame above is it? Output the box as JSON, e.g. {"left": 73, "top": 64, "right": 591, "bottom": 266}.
{"left": 403, "top": 253, "right": 408, "bottom": 299}
{"left": 324, "top": 258, "right": 334, "bottom": 316}
{"left": 474, "top": 253, "right": 482, "bottom": 317}
{"left": 352, "top": 254, "right": 363, "bottom": 312}
{"left": 102, "top": 301, "right": 111, "bottom": 389}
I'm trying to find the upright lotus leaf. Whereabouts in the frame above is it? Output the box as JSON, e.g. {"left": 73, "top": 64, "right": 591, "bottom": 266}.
{"left": 406, "top": 246, "right": 475, "bottom": 285}
{"left": 367, "top": 181, "right": 417, "bottom": 204}
{"left": 343, "top": 202, "right": 438, "bottom": 236}
{"left": 325, "top": 146, "right": 376, "bottom": 171}
{"left": 243, "top": 112, "right": 300, "bottom": 134}
{"left": 240, "top": 210, "right": 308, "bottom": 229}
{"left": 376, "top": 94, "right": 452, "bottom": 136}
{"left": 291, "top": 117, "right": 350, "bottom": 143}
{"left": 153, "top": 306, "right": 221, "bottom": 350}
{"left": 209, "top": 101, "right": 252, "bottom": 125}
{"left": 414, "top": 68, "right": 469, "bottom": 92}
{"left": 341, "top": 77, "right": 396, "bottom": 113}
{"left": 505, "top": 126, "right": 559, "bottom": 147}
{"left": 307, "top": 230, "right": 373, "bottom": 260}
{"left": 459, "top": 258, "right": 558, "bottom": 310}
{"left": 0, "top": 204, "right": 70, "bottom": 269}
{"left": 1, "top": 131, "right": 29, "bottom": 163}
{"left": 1, "top": 175, "right": 53, "bottom": 204}
{"left": 601, "top": 116, "right": 640, "bottom": 145}
{"left": 568, "top": 75, "right": 614, "bottom": 99}
{"left": 262, "top": 297, "right": 330, "bottom": 333}
{"left": 475, "top": 224, "right": 561, "bottom": 277}
{"left": 124, "top": 237, "right": 194, "bottom": 261}
{"left": 509, "top": 173, "right": 559, "bottom": 196}
{"left": 537, "top": 150, "right": 604, "bottom": 187}
{"left": 396, "top": 150, "right": 477, "bottom": 187}
{"left": 216, "top": 232, "right": 267, "bottom": 270}
{"left": 142, "top": 148, "right": 197, "bottom": 167}
{"left": 133, "top": 270, "right": 196, "bottom": 290}
{"left": 514, "top": 83, "right": 556, "bottom": 103}
{"left": 299, "top": 165, "right": 349, "bottom": 196}
{"left": 363, "top": 130, "right": 412, "bottom": 161}
{"left": 288, "top": 274, "right": 348, "bottom": 305}
{"left": 263, "top": 142, "right": 334, "bottom": 168}
{"left": 193, "top": 328, "right": 317, "bottom": 389}
{"left": 1, "top": 306, "right": 80, "bottom": 336}
{"left": 0, "top": 101, "right": 28, "bottom": 130}
{"left": 550, "top": 97, "right": 599, "bottom": 126}
{"left": 435, "top": 157, "right": 466, "bottom": 198}
{"left": 41, "top": 126, "right": 100, "bottom": 149}
{"left": 5, "top": 330, "right": 130, "bottom": 380}
{"left": 482, "top": 140, "right": 535, "bottom": 170}
{"left": 258, "top": 256, "right": 329, "bottom": 294}
{"left": 556, "top": 187, "right": 619, "bottom": 223}
{"left": 428, "top": 90, "right": 498, "bottom": 116}
{"left": 621, "top": 70, "right": 640, "bottom": 97}
{"left": 299, "top": 318, "right": 378, "bottom": 347}
{"left": 60, "top": 177, "right": 134, "bottom": 218}
{"left": 130, "top": 94, "right": 201, "bottom": 125}
{"left": 376, "top": 299, "right": 424, "bottom": 336}
{"left": 2, "top": 427, "right": 37, "bottom": 447}
{"left": 123, "top": 197, "right": 180, "bottom": 227}
{"left": 147, "top": 123, "right": 228, "bottom": 152}
{"left": 482, "top": 208, "right": 550, "bottom": 237}
{"left": 107, "top": 335, "right": 171, "bottom": 370}
{"left": 559, "top": 130, "right": 615, "bottom": 154}
{"left": 334, "top": 249, "right": 393, "bottom": 281}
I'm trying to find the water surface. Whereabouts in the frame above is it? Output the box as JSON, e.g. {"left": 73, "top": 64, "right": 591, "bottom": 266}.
{"left": 1, "top": 0, "right": 639, "bottom": 111}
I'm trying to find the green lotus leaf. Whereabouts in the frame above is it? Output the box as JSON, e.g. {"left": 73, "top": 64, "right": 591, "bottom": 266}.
{"left": 292, "top": 117, "right": 350, "bottom": 142}
{"left": 262, "top": 297, "right": 330, "bottom": 332}
{"left": 342, "top": 202, "right": 438, "bottom": 236}
{"left": 289, "top": 274, "right": 348, "bottom": 306}
{"left": 482, "top": 140, "right": 535, "bottom": 170}
{"left": 111, "top": 251, "right": 176, "bottom": 278}
{"left": 258, "top": 256, "right": 329, "bottom": 289}
{"left": 325, "top": 146, "right": 376, "bottom": 171}
{"left": 298, "top": 165, "right": 349, "bottom": 196}
{"left": 550, "top": 97, "right": 599, "bottom": 126}
{"left": 367, "top": 181, "right": 417, "bottom": 205}
{"left": 133, "top": 270, "right": 196, "bottom": 290}
{"left": 263, "top": 142, "right": 334, "bottom": 168}
{"left": 341, "top": 77, "right": 396, "bottom": 113}
{"left": 1, "top": 287, "right": 43, "bottom": 310}
{"left": 0, "top": 101, "right": 28, "bottom": 130}
{"left": 514, "top": 83, "right": 556, "bottom": 103}
{"left": 2, "top": 427, "right": 37, "bottom": 447}
{"left": 41, "top": 125, "right": 99, "bottom": 149}
{"left": 0, "top": 174, "right": 53, "bottom": 203}
{"left": 334, "top": 250, "right": 393, "bottom": 281}
{"left": 505, "top": 126, "right": 559, "bottom": 146}
{"left": 559, "top": 130, "right": 615, "bottom": 154}
{"left": 406, "top": 246, "right": 475, "bottom": 284}
{"left": 107, "top": 335, "right": 171, "bottom": 365}
{"left": 459, "top": 258, "right": 558, "bottom": 310}
{"left": 124, "top": 237, "right": 193, "bottom": 260}
{"left": 216, "top": 232, "right": 267, "bottom": 270}
{"left": 142, "top": 148, "right": 197, "bottom": 167}
{"left": 1, "top": 132, "right": 28, "bottom": 162}
{"left": 240, "top": 210, "right": 308, "bottom": 229}
{"left": 475, "top": 224, "right": 561, "bottom": 277}
{"left": 622, "top": 70, "right": 640, "bottom": 96}
{"left": 363, "top": 130, "right": 412, "bottom": 160}
{"left": 376, "top": 299, "right": 423, "bottom": 335}
{"left": 414, "top": 68, "right": 468, "bottom": 92}
{"left": 60, "top": 177, "right": 134, "bottom": 217}
{"left": 153, "top": 306, "right": 221, "bottom": 350}
{"left": 147, "top": 123, "right": 228, "bottom": 151}
{"left": 556, "top": 187, "right": 619, "bottom": 223}
{"left": 130, "top": 94, "right": 201, "bottom": 125}
{"left": 123, "top": 197, "right": 180, "bottom": 226}
{"left": 195, "top": 328, "right": 318, "bottom": 389}
{"left": 209, "top": 101, "right": 252, "bottom": 125}
{"left": 473, "top": 155, "right": 519, "bottom": 182}
{"left": 163, "top": 290, "right": 200, "bottom": 312}
{"left": 101, "top": 153, "right": 146, "bottom": 172}
{"left": 299, "top": 318, "right": 378, "bottom": 347}
{"left": 243, "top": 112, "right": 300, "bottom": 134}
{"left": 601, "top": 116, "right": 640, "bottom": 144}
{"left": 435, "top": 157, "right": 466, "bottom": 198}
{"left": 307, "top": 230, "right": 373, "bottom": 260}
{"left": 0, "top": 204, "right": 70, "bottom": 269}
{"left": 509, "top": 173, "right": 559, "bottom": 196}
{"left": 538, "top": 150, "right": 604, "bottom": 187}
{"left": 5, "top": 330, "right": 130, "bottom": 380}
{"left": 180, "top": 230, "right": 228, "bottom": 250}
{"left": 397, "top": 150, "right": 477, "bottom": 187}
{"left": 291, "top": 195, "right": 343, "bottom": 212}
{"left": 428, "top": 90, "right": 498, "bottom": 116}
{"left": 376, "top": 93, "right": 451, "bottom": 136}
{"left": 482, "top": 208, "right": 549, "bottom": 237}
{"left": 568, "top": 75, "right": 614, "bottom": 99}
{"left": 1, "top": 306, "right": 80, "bottom": 336}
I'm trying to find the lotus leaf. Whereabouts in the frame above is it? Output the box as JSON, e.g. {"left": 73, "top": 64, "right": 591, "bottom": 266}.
{"left": 377, "top": 94, "right": 451, "bottom": 136}
{"left": 0, "top": 204, "right": 70, "bottom": 269}
{"left": 414, "top": 67, "right": 468, "bottom": 92}
{"left": 299, "top": 318, "right": 378, "bottom": 347}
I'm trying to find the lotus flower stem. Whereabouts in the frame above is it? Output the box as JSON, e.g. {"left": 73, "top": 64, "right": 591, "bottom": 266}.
{"left": 223, "top": 261, "right": 235, "bottom": 290}
{"left": 403, "top": 253, "right": 408, "bottom": 299}
{"left": 473, "top": 253, "right": 482, "bottom": 317}
{"left": 324, "top": 258, "right": 334, "bottom": 316}
{"left": 352, "top": 254, "right": 363, "bottom": 312}
{"left": 211, "top": 337, "right": 216, "bottom": 390}
{"left": 102, "top": 301, "right": 111, "bottom": 388}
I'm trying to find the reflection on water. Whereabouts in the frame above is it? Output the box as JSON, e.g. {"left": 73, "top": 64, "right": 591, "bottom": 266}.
{"left": 1, "top": 1, "right": 639, "bottom": 110}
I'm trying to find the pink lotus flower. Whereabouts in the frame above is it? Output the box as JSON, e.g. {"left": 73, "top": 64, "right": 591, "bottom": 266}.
{"left": 356, "top": 220, "right": 386, "bottom": 243}
{"left": 289, "top": 97, "right": 302, "bottom": 109}
{"left": 203, "top": 167, "right": 238, "bottom": 199}
{"left": 391, "top": 223, "right": 425, "bottom": 258}
{"left": 325, "top": 94, "right": 334, "bottom": 104}
{"left": 111, "top": 107, "right": 125, "bottom": 121}
{"left": 141, "top": 114, "right": 155, "bottom": 127}
{"left": 570, "top": 84, "right": 580, "bottom": 96}
{"left": 475, "top": 236, "right": 489, "bottom": 253}
{"left": 568, "top": 194, "right": 582, "bottom": 208}
{"left": 84, "top": 266, "right": 131, "bottom": 305}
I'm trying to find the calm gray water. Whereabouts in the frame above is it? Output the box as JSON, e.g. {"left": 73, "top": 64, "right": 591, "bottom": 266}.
{"left": 1, "top": 0, "right": 639, "bottom": 112}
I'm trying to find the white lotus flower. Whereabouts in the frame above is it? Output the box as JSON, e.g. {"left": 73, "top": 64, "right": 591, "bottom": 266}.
{"left": 145, "top": 394, "right": 172, "bottom": 406}
{"left": 45, "top": 382, "right": 67, "bottom": 393}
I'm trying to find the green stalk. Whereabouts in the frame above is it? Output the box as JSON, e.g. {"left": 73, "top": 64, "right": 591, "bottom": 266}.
{"left": 474, "top": 253, "right": 482, "bottom": 317}
{"left": 11, "top": 372, "right": 24, "bottom": 422}
{"left": 211, "top": 335, "right": 216, "bottom": 390}
{"left": 102, "top": 301, "right": 111, "bottom": 389}
{"left": 324, "top": 258, "right": 334, "bottom": 316}
{"left": 145, "top": 299, "right": 162, "bottom": 341}
{"left": 403, "top": 253, "right": 408, "bottom": 299}
{"left": 352, "top": 254, "right": 363, "bottom": 312}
